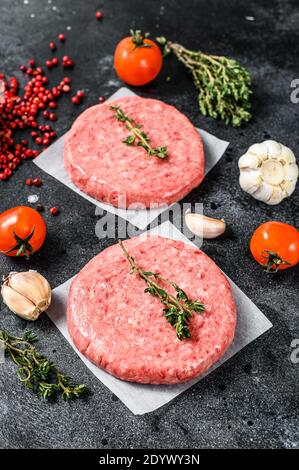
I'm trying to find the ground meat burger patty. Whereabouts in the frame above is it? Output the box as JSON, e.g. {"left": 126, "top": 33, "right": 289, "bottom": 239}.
{"left": 64, "top": 96, "right": 204, "bottom": 209}
{"left": 67, "top": 236, "right": 237, "bottom": 384}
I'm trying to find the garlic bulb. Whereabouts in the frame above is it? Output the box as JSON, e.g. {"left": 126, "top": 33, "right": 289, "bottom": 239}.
{"left": 185, "top": 210, "right": 226, "bottom": 239}
{"left": 1, "top": 271, "right": 51, "bottom": 321}
{"left": 238, "top": 140, "right": 298, "bottom": 205}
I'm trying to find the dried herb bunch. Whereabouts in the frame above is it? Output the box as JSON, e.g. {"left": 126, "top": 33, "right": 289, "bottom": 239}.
{"left": 119, "top": 241, "right": 205, "bottom": 340}
{"left": 0, "top": 329, "right": 86, "bottom": 400}
{"left": 157, "top": 37, "right": 252, "bottom": 127}
{"left": 110, "top": 105, "right": 168, "bottom": 159}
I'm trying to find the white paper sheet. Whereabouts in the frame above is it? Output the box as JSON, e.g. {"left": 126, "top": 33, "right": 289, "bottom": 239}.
{"left": 33, "top": 87, "right": 229, "bottom": 230}
{"left": 47, "top": 221, "right": 272, "bottom": 415}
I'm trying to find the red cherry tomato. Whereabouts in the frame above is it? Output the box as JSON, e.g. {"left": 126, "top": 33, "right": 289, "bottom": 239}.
{"left": 250, "top": 221, "right": 299, "bottom": 272}
{"left": 114, "top": 31, "right": 163, "bottom": 86}
{"left": 0, "top": 206, "right": 47, "bottom": 258}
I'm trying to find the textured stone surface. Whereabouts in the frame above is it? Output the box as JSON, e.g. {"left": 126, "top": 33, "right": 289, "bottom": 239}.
{"left": 0, "top": 0, "right": 298, "bottom": 449}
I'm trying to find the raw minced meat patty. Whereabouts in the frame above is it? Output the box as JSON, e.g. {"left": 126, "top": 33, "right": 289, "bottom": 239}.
{"left": 67, "top": 236, "right": 237, "bottom": 384}
{"left": 64, "top": 96, "right": 204, "bottom": 209}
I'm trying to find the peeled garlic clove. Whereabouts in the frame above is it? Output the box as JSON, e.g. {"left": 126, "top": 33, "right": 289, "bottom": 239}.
{"left": 185, "top": 210, "right": 226, "bottom": 239}
{"left": 1, "top": 271, "right": 51, "bottom": 321}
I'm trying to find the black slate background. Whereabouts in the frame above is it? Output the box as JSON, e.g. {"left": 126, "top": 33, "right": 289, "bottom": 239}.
{"left": 0, "top": 0, "right": 298, "bottom": 449}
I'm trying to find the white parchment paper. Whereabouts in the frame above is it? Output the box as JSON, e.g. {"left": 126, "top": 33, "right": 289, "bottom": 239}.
{"left": 47, "top": 221, "right": 272, "bottom": 415}
{"left": 33, "top": 87, "right": 229, "bottom": 230}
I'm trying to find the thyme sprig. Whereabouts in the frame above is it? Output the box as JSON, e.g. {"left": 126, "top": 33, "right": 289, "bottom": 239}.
{"left": 119, "top": 241, "right": 205, "bottom": 340}
{"left": 157, "top": 36, "right": 252, "bottom": 127}
{"left": 110, "top": 105, "right": 168, "bottom": 159}
{"left": 0, "top": 329, "right": 87, "bottom": 400}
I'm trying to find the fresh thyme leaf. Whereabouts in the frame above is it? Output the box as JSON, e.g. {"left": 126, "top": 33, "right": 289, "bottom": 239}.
{"left": 119, "top": 241, "right": 205, "bottom": 340}
{"left": 0, "top": 329, "right": 87, "bottom": 401}
{"left": 157, "top": 36, "right": 252, "bottom": 127}
{"left": 124, "top": 135, "right": 136, "bottom": 145}
{"left": 110, "top": 105, "right": 168, "bottom": 159}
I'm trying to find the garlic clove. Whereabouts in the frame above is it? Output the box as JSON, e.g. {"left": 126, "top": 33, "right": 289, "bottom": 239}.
{"left": 248, "top": 142, "right": 267, "bottom": 157}
{"left": 252, "top": 181, "right": 273, "bottom": 202}
{"left": 265, "top": 140, "right": 282, "bottom": 158}
{"left": 280, "top": 145, "right": 296, "bottom": 164}
{"left": 238, "top": 153, "right": 260, "bottom": 169}
{"left": 239, "top": 169, "right": 261, "bottom": 194}
{"left": 8, "top": 271, "right": 51, "bottom": 311}
{"left": 267, "top": 186, "right": 285, "bottom": 205}
{"left": 185, "top": 210, "right": 226, "bottom": 239}
{"left": 284, "top": 163, "right": 299, "bottom": 182}
{"left": 1, "top": 271, "right": 51, "bottom": 321}
{"left": 1, "top": 285, "right": 40, "bottom": 321}
{"left": 281, "top": 180, "right": 297, "bottom": 197}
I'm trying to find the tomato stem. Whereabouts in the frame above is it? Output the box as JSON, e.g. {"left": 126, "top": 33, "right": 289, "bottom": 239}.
{"left": 130, "top": 30, "right": 152, "bottom": 49}
{"left": 2, "top": 226, "right": 35, "bottom": 259}
{"left": 261, "top": 250, "right": 291, "bottom": 273}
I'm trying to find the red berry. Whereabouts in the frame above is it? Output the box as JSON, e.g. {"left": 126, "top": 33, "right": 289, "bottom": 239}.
{"left": 0, "top": 173, "right": 8, "bottom": 181}
{"left": 95, "top": 11, "right": 103, "bottom": 20}
{"left": 35, "top": 137, "right": 43, "bottom": 145}
{"left": 98, "top": 96, "right": 105, "bottom": 103}
{"left": 62, "top": 84, "right": 71, "bottom": 93}
{"left": 72, "top": 95, "right": 80, "bottom": 105}
{"left": 77, "top": 90, "right": 85, "bottom": 98}
{"left": 52, "top": 57, "right": 59, "bottom": 66}
{"left": 49, "top": 101, "right": 56, "bottom": 109}
{"left": 20, "top": 65, "right": 27, "bottom": 72}
{"left": 33, "top": 177, "right": 42, "bottom": 187}
{"left": 26, "top": 178, "right": 33, "bottom": 186}
{"left": 28, "top": 59, "right": 35, "bottom": 67}
{"left": 49, "top": 41, "right": 56, "bottom": 51}
{"left": 63, "top": 76, "right": 71, "bottom": 84}
{"left": 49, "top": 113, "right": 57, "bottom": 121}
{"left": 50, "top": 207, "right": 59, "bottom": 215}
{"left": 46, "top": 60, "right": 53, "bottom": 68}
{"left": 58, "top": 34, "right": 65, "bottom": 42}
{"left": 25, "top": 149, "right": 33, "bottom": 158}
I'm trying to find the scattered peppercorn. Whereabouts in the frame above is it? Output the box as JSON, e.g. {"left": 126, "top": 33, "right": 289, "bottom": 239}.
{"left": 58, "top": 33, "right": 65, "bottom": 42}
{"left": 36, "top": 204, "right": 44, "bottom": 212}
{"left": 32, "top": 177, "right": 42, "bottom": 187}
{"left": 72, "top": 95, "right": 80, "bottom": 105}
{"left": 95, "top": 11, "right": 103, "bottom": 20}
{"left": 25, "top": 178, "right": 33, "bottom": 186}
{"left": 50, "top": 207, "right": 59, "bottom": 216}
{"left": 49, "top": 41, "right": 56, "bottom": 51}
{"left": 98, "top": 96, "right": 105, "bottom": 103}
